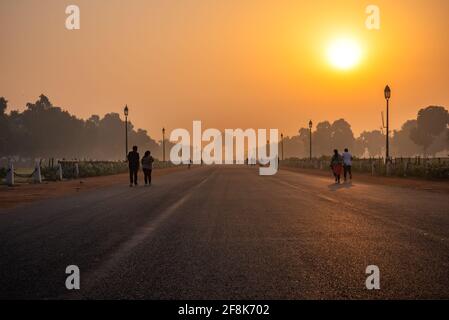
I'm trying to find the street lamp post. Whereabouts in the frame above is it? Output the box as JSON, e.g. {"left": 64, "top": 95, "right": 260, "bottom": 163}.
{"left": 309, "top": 120, "right": 313, "bottom": 160}
{"left": 384, "top": 85, "right": 391, "bottom": 163}
{"left": 124, "top": 105, "right": 129, "bottom": 160}
{"left": 280, "top": 133, "right": 284, "bottom": 161}
{"left": 162, "top": 127, "right": 166, "bottom": 162}
{"left": 267, "top": 139, "right": 270, "bottom": 157}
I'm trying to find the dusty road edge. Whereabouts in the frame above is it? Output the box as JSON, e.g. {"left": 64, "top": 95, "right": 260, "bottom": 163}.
{"left": 0, "top": 166, "right": 193, "bottom": 209}
{"left": 281, "top": 166, "right": 449, "bottom": 194}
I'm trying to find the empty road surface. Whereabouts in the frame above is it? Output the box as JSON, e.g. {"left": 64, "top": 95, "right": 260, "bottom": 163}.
{"left": 0, "top": 166, "right": 448, "bottom": 299}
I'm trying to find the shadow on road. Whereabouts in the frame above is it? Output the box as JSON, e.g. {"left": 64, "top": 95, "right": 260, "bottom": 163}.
{"left": 327, "top": 181, "right": 354, "bottom": 191}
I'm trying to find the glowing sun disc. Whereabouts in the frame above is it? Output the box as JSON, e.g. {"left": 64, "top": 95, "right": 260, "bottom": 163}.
{"left": 327, "top": 38, "right": 362, "bottom": 70}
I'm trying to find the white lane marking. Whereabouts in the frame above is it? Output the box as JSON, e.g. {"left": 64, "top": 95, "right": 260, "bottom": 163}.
{"left": 317, "top": 194, "right": 339, "bottom": 203}
{"left": 79, "top": 172, "right": 214, "bottom": 293}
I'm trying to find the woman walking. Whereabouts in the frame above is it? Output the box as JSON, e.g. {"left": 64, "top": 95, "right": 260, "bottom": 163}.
{"left": 141, "top": 151, "right": 154, "bottom": 186}
{"left": 330, "top": 149, "right": 343, "bottom": 184}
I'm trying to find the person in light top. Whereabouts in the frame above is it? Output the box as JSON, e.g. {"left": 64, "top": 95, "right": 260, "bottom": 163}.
{"left": 141, "top": 151, "right": 154, "bottom": 186}
{"left": 342, "top": 148, "right": 353, "bottom": 182}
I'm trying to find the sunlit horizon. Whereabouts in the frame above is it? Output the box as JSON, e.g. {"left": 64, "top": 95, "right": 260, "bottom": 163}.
{"left": 1, "top": 0, "right": 448, "bottom": 138}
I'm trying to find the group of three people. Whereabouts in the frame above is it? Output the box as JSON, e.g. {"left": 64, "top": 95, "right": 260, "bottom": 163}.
{"left": 127, "top": 146, "right": 154, "bottom": 187}
{"left": 330, "top": 148, "right": 353, "bottom": 184}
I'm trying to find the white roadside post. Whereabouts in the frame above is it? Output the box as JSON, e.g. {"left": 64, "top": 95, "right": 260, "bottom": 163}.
{"left": 33, "top": 161, "right": 42, "bottom": 184}
{"left": 58, "top": 163, "right": 63, "bottom": 181}
{"left": 403, "top": 160, "right": 408, "bottom": 177}
{"left": 6, "top": 161, "right": 14, "bottom": 186}
{"left": 386, "top": 161, "right": 391, "bottom": 177}
{"left": 75, "top": 163, "right": 80, "bottom": 179}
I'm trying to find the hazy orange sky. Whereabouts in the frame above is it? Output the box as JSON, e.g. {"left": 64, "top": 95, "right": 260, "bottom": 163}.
{"left": 1, "top": 0, "right": 448, "bottom": 139}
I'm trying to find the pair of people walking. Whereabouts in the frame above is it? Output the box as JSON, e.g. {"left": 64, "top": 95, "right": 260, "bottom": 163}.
{"left": 127, "top": 146, "right": 154, "bottom": 187}
{"left": 330, "top": 148, "right": 352, "bottom": 184}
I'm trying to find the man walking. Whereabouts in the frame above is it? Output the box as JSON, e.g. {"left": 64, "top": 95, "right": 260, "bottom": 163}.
{"left": 127, "top": 145, "right": 140, "bottom": 187}
{"left": 342, "top": 148, "right": 353, "bottom": 182}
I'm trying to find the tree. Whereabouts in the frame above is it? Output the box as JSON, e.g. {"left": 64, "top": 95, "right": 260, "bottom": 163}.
{"left": 2, "top": 94, "right": 447, "bottom": 161}
{"left": 298, "top": 127, "right": 311, "bottom": 158}
{"left": 391, "top": 120, "right": 420, "bottom": 157}
{"left": 447, "top": 130, "right": 449, "bottom": 151}
{"left": 0, "top": 94, "right": 167, "bottom": 160}
{"left": 357, "top": 130, "right": 385, "bottom": 157}
{"left": 131, "top": 128, "right": 161, "bottom": 158}
{"left": 331, "top": 119, "right": 355, "bottom": 153}
{"left": 312, "top": 121, "right": 332, "bottom": 156}
{"left": 353, "top": 137, "right": 366, "bottom": 157}
{"left": 26, "top": 94, "right": 53, "bottom": 111}
{"left": 97, "top": 113, "right": 127, "bottom": 159}
{"left": 427, "top": 129, "right": 449, "bottom": 156}
{"left": 0, "top": 97, "right": 8, "bottom": 154}
{"left": 282, "top": 135, "right": 305, "bottom": 158}
{"left": 410, "top": 106, "right": 449, "bottom": 155}
{"left": 0, "top": 97, "right": 7, "bottom": 115}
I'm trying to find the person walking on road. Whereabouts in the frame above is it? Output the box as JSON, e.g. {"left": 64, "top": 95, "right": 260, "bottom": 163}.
{"left": 127, "top": 146, "right": 140, "bottom": 187}
{"left": 342, "top": 148, "right": 353, "bottom": 182}
{"left": 330, "top": 149, "right": 343, "bottom": 184}
{"left": 141, "top": 150, "right": 154, "bottom": 186}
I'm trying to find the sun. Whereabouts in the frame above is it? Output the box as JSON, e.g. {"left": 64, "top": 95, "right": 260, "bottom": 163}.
{"left": 326, "top": 38, "right": 362, "bottom": 70}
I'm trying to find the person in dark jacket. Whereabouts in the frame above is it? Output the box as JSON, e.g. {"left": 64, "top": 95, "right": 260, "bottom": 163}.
{"left": 127, "top": 146, "right": 140, "bottom": 187}
{"left": 141, "top": 150, "right": 154, "bottom": 186}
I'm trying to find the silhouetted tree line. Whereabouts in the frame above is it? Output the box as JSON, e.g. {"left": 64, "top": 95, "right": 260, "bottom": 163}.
{"left": 283, "top": 106, "right": 449, "bottom": 158}
{"left": 0, "top": 95, "right": 448, "bottom": 160}
{"left": 0, "top": 95, "right": 171, "bottom": 160}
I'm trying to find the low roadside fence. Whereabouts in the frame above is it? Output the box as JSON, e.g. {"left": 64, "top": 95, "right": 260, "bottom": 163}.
{"left": 1, "top": 159, "right": 181, "bottom": 186}
{"left": 280, "top": 157, "right": 449, "bottom": 180}
{"left": 41, "top": 159, "right": 176, "bottom": 180}
{"left": 1, "top": 161, "right": 42, "bottom": 186}
{"left": 41, "top": 160, "right": 128, "bottom": 180}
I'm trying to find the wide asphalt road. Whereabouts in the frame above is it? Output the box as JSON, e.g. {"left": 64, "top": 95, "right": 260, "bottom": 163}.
{"left": 0, "top": 166, "right": 448, "bottom": 299}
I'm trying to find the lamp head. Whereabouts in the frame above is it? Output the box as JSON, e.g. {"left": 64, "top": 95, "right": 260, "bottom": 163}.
{"left": 384, "top": 85, "right": 391, "bottom": 100}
